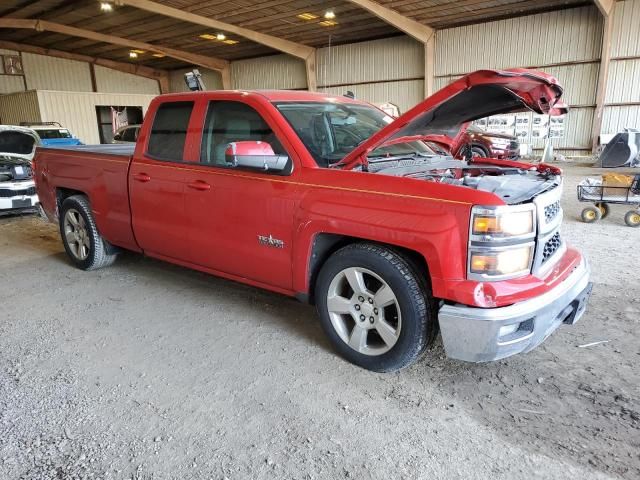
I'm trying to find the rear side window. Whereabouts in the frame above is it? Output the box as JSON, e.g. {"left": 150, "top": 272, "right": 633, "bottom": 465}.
{"left": 122, "top": 127, "right": 138, "bottom": 142}
{"left": 147, "top": 101, "right": 194, "bottom": 161}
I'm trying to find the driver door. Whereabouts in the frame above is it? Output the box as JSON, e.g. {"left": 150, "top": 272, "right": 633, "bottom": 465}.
{"left": 182, "top": 100, "right": 299, "bottom": 290}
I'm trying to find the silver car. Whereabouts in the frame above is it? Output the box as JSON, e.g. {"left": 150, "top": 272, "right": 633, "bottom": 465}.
{"left": 111, "top": 125, "right": 140, "bottom": 144}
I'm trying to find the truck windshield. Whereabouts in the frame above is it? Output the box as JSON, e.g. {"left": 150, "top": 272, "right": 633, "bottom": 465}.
{"left": 36, "top": 129, "right": 72, "bottom": 139}
{"left": 275, "top": 102, "right": 436, "bottom": 167}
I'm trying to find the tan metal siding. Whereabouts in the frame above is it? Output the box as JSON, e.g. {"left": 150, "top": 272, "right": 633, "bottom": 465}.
{"left": 94, "top": 65, "right": 160, "bottom": 95}
{"left": 0, "top": 76, "right": 26, "bottom": 94}
{"left": 606, "top": 58, "right": 640, "bottom": 104}
{"left": 435, "top": 6, "right": 602, "bottom": 75}
{"left": 611, "top": 0, "right": 640, "bottom": 57}
{"left": 0, "top": 90, "right": 40, "bottom": 125}
{"left": 22, "top": 53, "right": 92, "bottom": 92}
{"left": 322, "top": 79, "right": 424, "bottom": 114}
{"left": 231, "top": 55, "right": 306, "bottom": 90}
{"left": 317, "top": 36, "right": 424, "bottom": 87}
{"left": 36, "top": 91, "right": 156, "bottom": 145}
{"left": 602, "top": 105, "right": 640, "bottom": 134}
{"left": 169, "top": 67, "right": 223, "bottom": 92}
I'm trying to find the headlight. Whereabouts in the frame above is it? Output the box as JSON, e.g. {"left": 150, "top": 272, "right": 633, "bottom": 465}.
{"left": 468, "top": 205, "right": 537, "bottom": 281}
{"left": 469, "top": 245, "right": 534, "bottom": 278}
{"left": 471, "top": 206, "right": 535, "bottom": 241}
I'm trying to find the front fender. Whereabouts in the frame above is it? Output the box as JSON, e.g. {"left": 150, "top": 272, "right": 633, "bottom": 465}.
{"left": 291, "top": 190, "right": 471, "bottom": 299}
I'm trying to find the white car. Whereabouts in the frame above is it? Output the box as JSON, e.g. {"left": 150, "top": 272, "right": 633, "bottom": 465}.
{"left": 112, "top": 124, "right": 140, "bottom": 144}
{"left": 0, "top": 125, "right": 40, "bottom": 215}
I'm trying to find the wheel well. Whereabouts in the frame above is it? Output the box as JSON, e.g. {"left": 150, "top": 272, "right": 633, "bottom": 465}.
{"left": 56, "top": 188, "right": 86, "bottom": 207}
{"left": 471, "top": 143, "right": 489, "bottom": 155}
{"left": 306, "top": 233, "right": 431, "bottom": 304}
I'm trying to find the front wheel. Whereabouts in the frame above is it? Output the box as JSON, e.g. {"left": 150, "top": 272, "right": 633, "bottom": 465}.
{"left": 315, "top": 243, "right": 437, "bottom": 372}
{"left": 59, "top": 195, "right": 118, "bottom": 270}
{"left": 471, "top": 146, "right": 488, "bottom": 158}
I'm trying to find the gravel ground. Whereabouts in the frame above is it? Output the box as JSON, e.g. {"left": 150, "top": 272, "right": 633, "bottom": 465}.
{"left": 0, "top": 162, "right": 638, "bottom": 480}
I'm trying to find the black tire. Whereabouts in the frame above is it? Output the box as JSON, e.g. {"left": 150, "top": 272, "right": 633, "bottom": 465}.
{"left": 59, "top": 195, "right": 117, "bottom": 270}
{"left": 315, "top": 243, "right": 437, "bottom": 372}
{"left": 595, "top": 202, "right": 610, "bottom": 219}
{"left": 581, "top": 206, "right": 601, "bottom": 223}
{"left": 471, "top": 145, "right": 488, "bottom": 158}
{"left": 624, "top": 210, "right": 640, "bottom": 227}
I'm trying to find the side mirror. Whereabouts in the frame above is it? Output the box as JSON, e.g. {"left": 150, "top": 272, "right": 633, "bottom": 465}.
{"left": 225, "top": 141, "right": 289, "bottom": 172}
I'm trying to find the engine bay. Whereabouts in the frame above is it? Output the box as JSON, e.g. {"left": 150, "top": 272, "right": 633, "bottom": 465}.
{"left": 369, "top": 155, "right": 561, "bottom": 204}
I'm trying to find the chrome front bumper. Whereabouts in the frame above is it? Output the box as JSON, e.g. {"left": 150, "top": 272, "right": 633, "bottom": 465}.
{"left": 438, "top": 258, "right": 592, "bottom": 362}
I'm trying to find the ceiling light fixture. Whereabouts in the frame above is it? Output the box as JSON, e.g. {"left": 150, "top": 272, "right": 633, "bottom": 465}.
{"left": 297, "top": 12, "right": 318, "bottom": 20}
{"left": 152, "top": 53, "right": 165, "bottom": 58}
{"left": 129, "top": 51, "right": 138, "bottom": 58}
{"left": 319, "top": 20, "right": 338, "bottom": 27}
{"left": 324, "top": 10, "right": 336, "bottom": 19}
{"left": 130, "top": 49, "right": 145, "bottom": 54}
{"left": 100, "top": 2, "right": 113, "bottom": 12}
{"left": 223, "top": 39, "right": 239, "bottom": 45}
{"left": 199, "top": 33, "right": 216, "bottom": 40}
{"left": 216, "top": 33, "right": 226, "bottom": 41}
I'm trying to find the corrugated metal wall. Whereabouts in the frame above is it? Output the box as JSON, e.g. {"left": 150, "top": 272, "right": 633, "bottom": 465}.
{"left": 36, "top": 91, "right": 156, "bottom": 144}
{"left": 228, "top": 36, "right": 424, "bottom": 113}
{"left": 169, "top": 67, "right": 224, "bottom": 92}
{"left": 436, "top": 5, "right": 602, "bottom": 153}
{"left": 602, "top": 0, "right": 640, "bottom": 135}
{"left": 231, "top": 54, "right": 307, "bottom": 90}
{"left": 22, "top": 52, "right": 93, "bottom": 92}
{"left": 0, "top": 90, "right": 40, "bottom": 125}
{"left": 94, "top": 65, "right": 160, "bottom": 95}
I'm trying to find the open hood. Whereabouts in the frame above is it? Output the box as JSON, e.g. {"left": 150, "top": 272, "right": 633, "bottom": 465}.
{"left": 0, "top": 125, "right": 40, "bottom": 162}
{"left": 337, "top": 69, "right": 566, "bottom": 170}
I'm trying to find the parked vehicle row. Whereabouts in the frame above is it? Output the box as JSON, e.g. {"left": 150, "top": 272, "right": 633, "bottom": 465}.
{"left": 33, "top": 69, "right": 592, "bottom": 372}
{"left": 0, "top": 125, "right": 40, "bottom": 215}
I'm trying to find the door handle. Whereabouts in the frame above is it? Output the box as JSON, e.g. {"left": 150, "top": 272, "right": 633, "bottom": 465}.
{"left": 187, "top": 180, "right": 211, "bottom": 191}
{"left": 133, "top": 173, "right": 151, "bottom": 183}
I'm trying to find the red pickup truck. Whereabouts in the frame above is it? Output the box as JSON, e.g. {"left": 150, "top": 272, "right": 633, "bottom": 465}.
{"left": 34, "top": 69, "right": 592, "bottom": 372}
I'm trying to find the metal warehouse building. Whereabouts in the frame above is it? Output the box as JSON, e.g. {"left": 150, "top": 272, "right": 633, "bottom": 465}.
{"left": 0, "top": 0, "right": 635, "bottom": 155}
{"left": 1, "top": 1, "right": 638, "bottom": 479}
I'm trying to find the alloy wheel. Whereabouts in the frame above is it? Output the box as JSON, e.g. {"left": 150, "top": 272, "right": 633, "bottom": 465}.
{"left": 326, "top": 267, "right": 402, "bottom": 356}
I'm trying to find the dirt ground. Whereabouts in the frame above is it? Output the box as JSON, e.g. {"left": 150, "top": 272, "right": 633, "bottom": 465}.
{"left": 0, "top": 163, "right": 638, "bottom": 480}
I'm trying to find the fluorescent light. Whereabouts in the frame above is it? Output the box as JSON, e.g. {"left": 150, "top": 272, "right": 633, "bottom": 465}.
{"left": 297, "top": 12, "right": 318, "bottom": 20}
{"left": 324, "top": 10, "right": 336, "bottom": 19}
{"left": 222, "top": 39, "right": 239, "bottom": 45}
{"left": 130, "top": 49, "right": 145, "bottom": 54}
{"left": 100, "top": 2, "right": 113, "bottom": 12}
{"left": 216, "top": 33, "right": 226, "bottom": 41}
{"left": 319, "top": 20, "right": 338, "bottom": 27}
{"left": 152, "top": 53, "right": 165, "bottom": 58}
{"left": 199, "top": 33, "right": 216, "bottom": 40}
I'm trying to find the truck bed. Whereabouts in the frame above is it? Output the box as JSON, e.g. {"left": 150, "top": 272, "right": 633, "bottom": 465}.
{"left": 41, "top": 144, "right": 136, "bottom": 156}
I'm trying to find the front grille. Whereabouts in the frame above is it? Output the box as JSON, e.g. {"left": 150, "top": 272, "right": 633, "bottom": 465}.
{"left": 0, "top": 187, "right": 36, "bottom": 198}
{"left": 542, "top": 232, "right": 562, "bottom": 264}
{"left": 544, "top": 200, "right": 561, "bottom": 224}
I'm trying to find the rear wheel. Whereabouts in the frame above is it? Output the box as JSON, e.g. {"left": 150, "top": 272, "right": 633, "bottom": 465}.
{"left": 59, "top": 195, "right": 117, "bottom": 270}
{"left": 624, "top": 210, "right": 640, "bottom": 227}
{"left": 315, "top": 243, "right": 436, "bottom": 372}
{"left": 581, "top": 206, "right": 601, "bottom": 223}
{"left": 595, "top": 202, "right": 610, "bottom": 219}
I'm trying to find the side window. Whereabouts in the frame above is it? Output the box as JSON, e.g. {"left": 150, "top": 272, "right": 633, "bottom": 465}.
{"left": 147, "top": 101, "right": 194, "bottom": 161}
{"left": 200, "top": 101, "right": 286, "bottom": 167}
{"left": 122, "top": 127, "right": 136, "bottom": 142}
